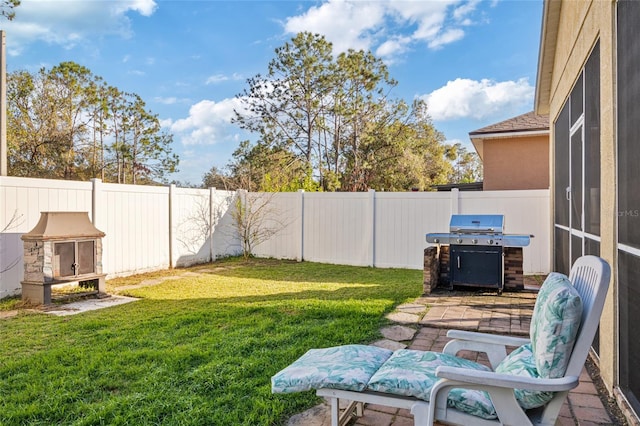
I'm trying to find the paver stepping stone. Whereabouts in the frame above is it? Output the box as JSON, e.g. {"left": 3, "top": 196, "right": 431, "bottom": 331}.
{"left": 385, "top": 311, "right": 420, "bottom": 324}
{"left": 396, "top": 303, "right": 427, "bottom": 315}
{"left": 380, "top": 325, "right": 417, "bottom": 341}
{"left": 44, "top": 295, "right": 138, "bottom": 316}
{"left": 286, "top": 402, "right": 331, "bottom": 426}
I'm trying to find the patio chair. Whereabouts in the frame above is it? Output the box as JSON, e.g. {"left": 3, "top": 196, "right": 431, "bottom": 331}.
{"left": 271, "top": 255, "right": 611, "bottom": 426}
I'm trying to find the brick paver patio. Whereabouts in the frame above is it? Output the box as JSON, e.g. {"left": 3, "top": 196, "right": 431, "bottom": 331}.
{"left": 288, "top": 281, "right": 621, "bottom": 426}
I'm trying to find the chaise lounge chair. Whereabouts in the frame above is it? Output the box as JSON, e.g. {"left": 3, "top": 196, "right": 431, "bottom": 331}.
{"left": 272, "top": 255, "right": 611, "bottom": 426}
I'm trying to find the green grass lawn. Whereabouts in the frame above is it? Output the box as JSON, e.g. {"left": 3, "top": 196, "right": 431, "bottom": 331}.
{"left": 0, "top": 258, "right": 422, "bottom": 425}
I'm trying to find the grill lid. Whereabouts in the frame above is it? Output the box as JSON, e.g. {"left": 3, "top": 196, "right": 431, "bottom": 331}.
{"left": 449, "top": 214, "right": 504, "bottom": 234}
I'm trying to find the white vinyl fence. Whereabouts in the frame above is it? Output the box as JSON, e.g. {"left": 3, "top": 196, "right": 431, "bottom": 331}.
{"left": 0, "top": 175, "right": 551, "bottom": 299}
{"left": 254, "top": 189, "right": 550, "bottom": 273}
{"left": 0, "top": 176, "right": 238, "bottom": 299}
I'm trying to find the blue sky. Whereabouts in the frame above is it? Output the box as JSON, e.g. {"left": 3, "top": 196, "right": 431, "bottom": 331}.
{"left": 1, "top": 0, "right": 543, "bottom": 185}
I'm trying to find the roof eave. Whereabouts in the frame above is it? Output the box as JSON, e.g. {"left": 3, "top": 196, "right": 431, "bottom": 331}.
{"left": 535, "top": 0, "right": 562, "bottom": 115}
{"left": 470, "top": 137, "right": 484, "bottom": 160}
{"left": 469, "top": 129, "right": 550, "bottom": 140}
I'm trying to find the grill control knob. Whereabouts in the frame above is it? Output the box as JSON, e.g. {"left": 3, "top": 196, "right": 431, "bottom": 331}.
{"left": 434, "top": 238, "right": 440, "bottom": 243}
{"left": 471, "top": 239, "right": 478, "bottom": 244}
{"left": 488, "top": 239, "right": 494, "bottom": 245}
{"left": 456, "top": 238, "right": 463, "bottom": 244}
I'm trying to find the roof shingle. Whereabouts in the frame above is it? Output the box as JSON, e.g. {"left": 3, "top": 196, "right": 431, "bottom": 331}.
{"left": 469, "top": 111, "right": 549, "bottom": 135}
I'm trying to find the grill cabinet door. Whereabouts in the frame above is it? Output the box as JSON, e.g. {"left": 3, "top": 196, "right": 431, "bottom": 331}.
{"left": 450, "top": 245, "right": 502, "bottom": 289}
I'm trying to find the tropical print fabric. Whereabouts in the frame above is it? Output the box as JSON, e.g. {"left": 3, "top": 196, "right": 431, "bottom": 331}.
{"left": 366, "top": 349, "right": 492, "bottom": 401}
{"left": 452, "top": 274, "right": 584, "bottom": 416}
{"left": 366, "top": 349, "right": 500, "bottom": 419}
{"left": 493, "top": 344, "right": 554, "bottom": 409}
{"left": 271, "top": 272, "right": 584, "bottom": 421}
{"left": 446, "top": 388, "right": 497, "bottom": 419}
{"left": 271, "top": 345, "right": 392, "bottom": 393}
{"left": 530, "top": 272, "right": 583, "bottom": 378}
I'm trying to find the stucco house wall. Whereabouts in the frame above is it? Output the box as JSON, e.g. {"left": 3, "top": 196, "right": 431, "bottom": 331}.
{"left": 536, "top": 0, "right": 624, "bottom": 418}
{"left": 482, "top": 135, "right": 549, "bottom": 191}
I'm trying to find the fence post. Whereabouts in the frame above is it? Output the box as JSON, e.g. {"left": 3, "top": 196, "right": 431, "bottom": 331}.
{"left": 209, "top": 187, "right": 216, "bottom": 263}
{"left": 169, "top": 184, "right": 176, "bottom": 268}
{"left": 91, "top": 178, "right": 102, "bottom": 229}
{"left": 450, "top": 188, "right": 460, "bottom": 215}
{"left": 369, "top": 189, "right": 376, "bottom": 267}
{"left": 298, "top": 189, "right": 305, "bottom": 262}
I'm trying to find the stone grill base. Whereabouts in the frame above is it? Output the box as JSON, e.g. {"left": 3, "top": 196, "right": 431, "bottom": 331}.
{"left": 423, "top": 245, "right": 524, "bottom": 294}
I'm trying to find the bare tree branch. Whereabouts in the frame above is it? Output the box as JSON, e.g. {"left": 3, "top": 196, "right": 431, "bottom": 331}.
{"left": 1, "top": 210, "right": 25, "bottom": 274}
{"left": 231, "top": 190, "right": 289, "bottom": 259}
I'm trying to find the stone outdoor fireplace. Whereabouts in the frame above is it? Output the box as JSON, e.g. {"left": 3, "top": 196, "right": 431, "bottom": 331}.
{"left": 21, "top": 212, "right": 106, "bottom": 304}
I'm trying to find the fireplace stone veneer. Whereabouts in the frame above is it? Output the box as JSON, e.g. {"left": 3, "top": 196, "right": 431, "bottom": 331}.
{"left": 21, "top": 212, "right": 106, "bottom": 304}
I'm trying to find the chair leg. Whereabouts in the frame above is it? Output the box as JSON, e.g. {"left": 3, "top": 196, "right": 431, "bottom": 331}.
{"left": 329, "top": 397, "right": 339, "bottom": 426}
{"left": 536, "top": 392, "right": 569, "bottom": 426}
{"left": 411, "top": 401, "right": 430, "bottom": 426}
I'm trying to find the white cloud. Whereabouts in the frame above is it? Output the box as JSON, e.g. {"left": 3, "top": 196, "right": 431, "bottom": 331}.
{"left": 155, "top": 96, "right": 181, "bottom": 105}
{"left": 284, "top": 0, "right": 385, "bottom": 53}
{"left": 453, "top": 0, "right": 481, "bottom": 21}
{"left": 168, "top": 98, "right": 245, "bottom": 146}
{"left": 113, "top": 0, "right": 157, "bottom": 17}
{"left": 206, "top": 74, "right": 229, "bottom": 84}
{"left": 4, "top": 0, "right": 157, "bottom": 55}
{"left": 205, "top": 73, "right": 243, "bottom": 85}
{"left": 284, "top": 0, "right": 477, "bottom": 61}
{"left": 387, "top": 1, "right": 454, "bottom": 40}
{"left": 428, "top": 28, "right": 464, "bottom": 50}
{"left": 421, "top": 78, "right": 535, "bottom": 121}
{"left": 375, "top": 36, "right": 410, "bottom": 59}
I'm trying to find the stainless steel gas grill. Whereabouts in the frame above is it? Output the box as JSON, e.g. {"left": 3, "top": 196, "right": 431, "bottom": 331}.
{"left": 426, "top": 214, "right": 532, "bottom": 294}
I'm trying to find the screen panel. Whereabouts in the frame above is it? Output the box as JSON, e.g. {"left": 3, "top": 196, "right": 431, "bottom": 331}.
{"left": 554, "top": 103, "right": 570, "bottom": 228}
{"left": 554, "top": 227, "right": 570, "bottom": 276}
{"left": 570, "top": 130, "right": 583, "bottom": 231}
{"left": 618, "top": 0, "right": 640, "bottom": 414}
{"left": 570, "top": 74, "right": 584, "bottom": 126}
{"left": 584, "top": 41, "right": 601, "bottom": 237}
{"left": 618, "top": 0, "right": 640, "bottom": 249}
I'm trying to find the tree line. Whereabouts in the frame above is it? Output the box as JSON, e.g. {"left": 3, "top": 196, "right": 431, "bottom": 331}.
{"left": 5, "top": 29, "right": 481, "bottom": 190}
{"left": 204, "top": 32, "right": 481, "bottom": 192}
{"left": 7, "top": 62, "right": 179, "bottom": 184}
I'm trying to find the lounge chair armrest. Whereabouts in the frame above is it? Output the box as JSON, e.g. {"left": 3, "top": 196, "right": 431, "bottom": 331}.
{"left": 435, "top": 366, "right": 579, "bottom": 392}
{"left": 446, "top": 329, "right": 531, "bottom": 347}
{"left": 443, "top": 330, "right": 531, "bottom": 368}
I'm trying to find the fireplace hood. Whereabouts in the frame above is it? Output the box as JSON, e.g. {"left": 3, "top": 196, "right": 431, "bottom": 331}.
{"left": 21, "top": 212, "right": 105, "bottom": 241}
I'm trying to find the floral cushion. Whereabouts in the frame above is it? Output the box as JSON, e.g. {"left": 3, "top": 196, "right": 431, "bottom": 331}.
{"left": 530, "top": 272, "right": 583, "bottom": 378}
{"left": 447, "top": 344, "right": 558, "bottom": 418}
{"left": 450, "top": 276, "right": 583, "bottom": 417}
{"left": 366, "top": 349, "right": 498, "bottom": 419}
{"left": 271, "top": 345, "right": 393, "bottom": 393}
{"left": 494, "top": 344, "right": 554, "bottom": 408}
{"left": 272, "top": 272, "right": 583, "bottom": 420}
